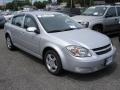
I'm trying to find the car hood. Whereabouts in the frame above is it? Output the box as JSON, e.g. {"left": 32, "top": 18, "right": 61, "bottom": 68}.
{"left": 50, "top": 28, "right": 110, "bottom": 49}
{"left": 72, "top": 15, "right": 102, "bottom": 22}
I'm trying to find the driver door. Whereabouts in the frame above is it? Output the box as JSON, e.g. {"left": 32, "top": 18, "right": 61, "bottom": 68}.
{"left": 21, "top": 15, "right": 40, "bottom": 54}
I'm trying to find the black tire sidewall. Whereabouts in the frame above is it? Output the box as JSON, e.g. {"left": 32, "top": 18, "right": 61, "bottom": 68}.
{"left": 44, "top": 50, "right": 62, "bottom": 75}
{"left": 93, "top": 26, "right": 103, "bottom": 33}
{"left": 6, "top": 35, "right": 15, "bottom": 50}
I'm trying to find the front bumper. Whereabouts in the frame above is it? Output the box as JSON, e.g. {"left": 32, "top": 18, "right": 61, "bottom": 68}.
{"left": 61, "top": 47, "right": 116, "bottom": 73}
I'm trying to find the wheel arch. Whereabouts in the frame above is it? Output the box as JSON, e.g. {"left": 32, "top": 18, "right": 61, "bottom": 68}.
{"left": 42, "top": 46, "right": 64, "bottom": 65}
{"left": 5, "top": 30, "right": 12, "bottom": 38}
{"left": 5, "top": 33, "right": 10, "bottom": 38}
{"left": 92, "top": 24, "right": 103, "bottom": 30}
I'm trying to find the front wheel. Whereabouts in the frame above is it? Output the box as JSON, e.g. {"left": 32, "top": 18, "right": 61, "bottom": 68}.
{"left": 44, "top": 50, "right": 63, "bottom": 75}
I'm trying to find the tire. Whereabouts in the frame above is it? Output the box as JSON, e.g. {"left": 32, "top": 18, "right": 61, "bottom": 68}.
{"left": 44, "top": 50, "right": 63, "bottom": 75}
{"left": 6, "top": 35, "right": 15, "bottom": 50}
{"left": 118, "top": 35, "right": 120, "bottom": 42}
{"left": 92, "top": 25, "right": 103, "bottom": 33}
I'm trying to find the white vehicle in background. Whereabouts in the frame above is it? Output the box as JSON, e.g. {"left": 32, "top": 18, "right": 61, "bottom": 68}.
{"left": 1, "top": 11, "right": 13, "bottom": 21}
{"left": 72, "top": 4, "right": 120, "bottom": 33}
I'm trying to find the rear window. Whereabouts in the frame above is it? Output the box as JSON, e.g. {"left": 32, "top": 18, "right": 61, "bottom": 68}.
{"left": 12, "top": 15, "right": 24, "bottom": 27}
{"left": 106, "top": 7, "right": 117, "bottom": 17}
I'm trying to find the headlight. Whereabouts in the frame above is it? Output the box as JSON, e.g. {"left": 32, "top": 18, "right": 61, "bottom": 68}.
{"left": 109, "top": 39, "right": 113, "bottom": 47}
{"left": 66, "top": 45, "right": 92, "bottom": 57}
{"left": 80, "top": 22, "right": 89, "bottom": 28}
{"left": 110, "top": 39, "right": 113, "bottom": 45}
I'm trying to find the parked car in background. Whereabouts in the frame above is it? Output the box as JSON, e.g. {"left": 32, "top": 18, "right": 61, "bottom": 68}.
{"left": 0, "top": 15, "right": 6, "bottom": 28}
{"left": 50, "top": 8, "right": 82, "bottom": 17}
{"left": 72, "top": 5, "right": 120, "bottom": 33}
{"left": 1, "top": 11, "right": 14, "bottom": 21}
{"left": 4, "top": 11, "right": 116, "bottom": 75}
{"left": 12, "top": 11, "right": 22, "bottom": 16}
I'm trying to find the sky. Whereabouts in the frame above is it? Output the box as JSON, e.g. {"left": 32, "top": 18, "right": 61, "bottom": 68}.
{"left": 0, "top": 0, "right": 48, "bottom": 4}
{"left": 0, "top": 0, "right": 13, "bottom": 4}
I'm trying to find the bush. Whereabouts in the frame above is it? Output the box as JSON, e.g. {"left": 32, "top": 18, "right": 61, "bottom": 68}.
{"left": 34, "top": 1, "right": 48, "bottom": 9}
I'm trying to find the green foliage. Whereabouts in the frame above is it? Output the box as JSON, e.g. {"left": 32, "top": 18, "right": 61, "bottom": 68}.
{"left": 65, "top": 0, "right": 75, "bottom": 8}
{"left": 5, "top": 0, "right": 95, "bottom": 10}
{"left": 5, "top": 0, "right": 32, "bottom": 10}
{"left": 48, "top": 0, "right": 52, "bottom": 3}
{"left": 62, "top": 0, "right": 94, "bottom": 7}
{"left": 57, "top": 0, "right": 63, "bottom": 4}
{"left": 33, "top": 1, "right": 48, "bottom": 9}
{"left": 6, "top": 2, "right": 15, "bottom": 10}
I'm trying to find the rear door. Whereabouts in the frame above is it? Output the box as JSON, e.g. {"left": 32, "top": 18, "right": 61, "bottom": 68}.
{"left": 10, "top": 14, "right": 25, "bottom": 46}
{"left": 104, "top": 7, "right": 119, "bottom": 32}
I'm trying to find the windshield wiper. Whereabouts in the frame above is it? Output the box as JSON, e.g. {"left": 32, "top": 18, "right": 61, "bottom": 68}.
{"left": 82, "top": 13, "right": 92, "bottom": 16}
{"left": 48, "top": 30, "right": 63, "bottom": 33}
{"left": 48, "top": 28, "right": 80, "bottom": 33}
{"left": 62, "top": 28, "right": 80, "bottom": 31}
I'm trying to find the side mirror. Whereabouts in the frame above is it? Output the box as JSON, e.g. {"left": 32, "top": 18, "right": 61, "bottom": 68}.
{"left": 27, "top": 27, "right": 37, "bottom": 32}
{"left": 26, "top": 27, "right": 40, "bottom": 34}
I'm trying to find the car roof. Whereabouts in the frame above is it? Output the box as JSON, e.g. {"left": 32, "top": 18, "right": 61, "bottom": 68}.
{"left": 92, "top": 4, "right": 120, "bottom": 7}
{"left": 22, "top": 11, "right": 62, "bottom": 16}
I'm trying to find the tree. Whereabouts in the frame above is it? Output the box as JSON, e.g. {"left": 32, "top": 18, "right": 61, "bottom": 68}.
{"left": 57, "top": 0, "right": 63, "bottom": 4}
{"left": 33, "top": 1, "right": 47, "bottom": 9}
{"left": 48, "top": 0, "right": 52, "bottom": 3}
{"left": 65, "top": 0, "right": 75, "bottom": 8}
{"left": 5, "top": 0, "right": 32, "bottom": 10}
{"left": 62, "top": 0, "right": 94, "bottom": 7}
{"left": 6, "top": 2, "right": 15, "bottom": 10}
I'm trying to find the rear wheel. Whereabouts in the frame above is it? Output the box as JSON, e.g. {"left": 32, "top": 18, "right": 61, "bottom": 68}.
{"left": 44, "top": 50, "right": 63, "bottom": 75}
{"left": 6, "top": 35, "right": 15, "bottom": 50}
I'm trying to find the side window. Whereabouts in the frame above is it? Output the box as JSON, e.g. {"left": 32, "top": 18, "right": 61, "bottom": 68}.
{"left": 12, "top": 15, "right": 24, "bottom": 27}
{"left": 106, "top": 7, "right": 117, "bottom": 17}
{"left": 24, "top": 16, "right": 37, "bottom": 29}
{"left": 117, "top": 7, "right": 120, "bottom": 16}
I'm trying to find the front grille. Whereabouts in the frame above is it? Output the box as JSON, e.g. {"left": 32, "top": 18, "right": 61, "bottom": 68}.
{"left": 92, "top": 44, "right": 112, "bottom": 55}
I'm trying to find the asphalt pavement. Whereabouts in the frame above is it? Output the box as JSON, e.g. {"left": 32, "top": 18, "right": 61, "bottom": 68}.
{"left": 0, "top": 29, "right": 120, "bottom": 90}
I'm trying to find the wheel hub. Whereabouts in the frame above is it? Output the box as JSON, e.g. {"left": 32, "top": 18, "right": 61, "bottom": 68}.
{"left": 46, "top": 54, "right": 58, "bottom": 72}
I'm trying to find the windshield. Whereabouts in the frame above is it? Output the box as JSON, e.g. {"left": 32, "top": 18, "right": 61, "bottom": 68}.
{"left": 38, "top": 14, "right": 83, "bottom": 33}
{"left": 82, "top": 6, "right": 107, "bottom": 16}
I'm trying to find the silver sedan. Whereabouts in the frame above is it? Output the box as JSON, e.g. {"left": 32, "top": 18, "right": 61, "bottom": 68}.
{"left": 4, "top": 11, "right": 116, "bottom": 75}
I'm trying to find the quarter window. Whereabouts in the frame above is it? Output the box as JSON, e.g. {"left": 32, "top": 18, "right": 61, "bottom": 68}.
{"left": 106, "top": 7, "right": 117, "bottom": 17}
{"left": 12, "top": 15, "right": 24, "bottom": 27}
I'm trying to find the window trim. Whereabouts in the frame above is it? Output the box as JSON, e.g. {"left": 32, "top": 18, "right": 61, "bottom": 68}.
{"left": 11, "top": 14, "right": 25, "bottom": 27}
{"left": 23, "top": 14, "right": 39, "bottom": 30}
{"left": 105, "top": 7, "right": 117, "bottom": 17}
